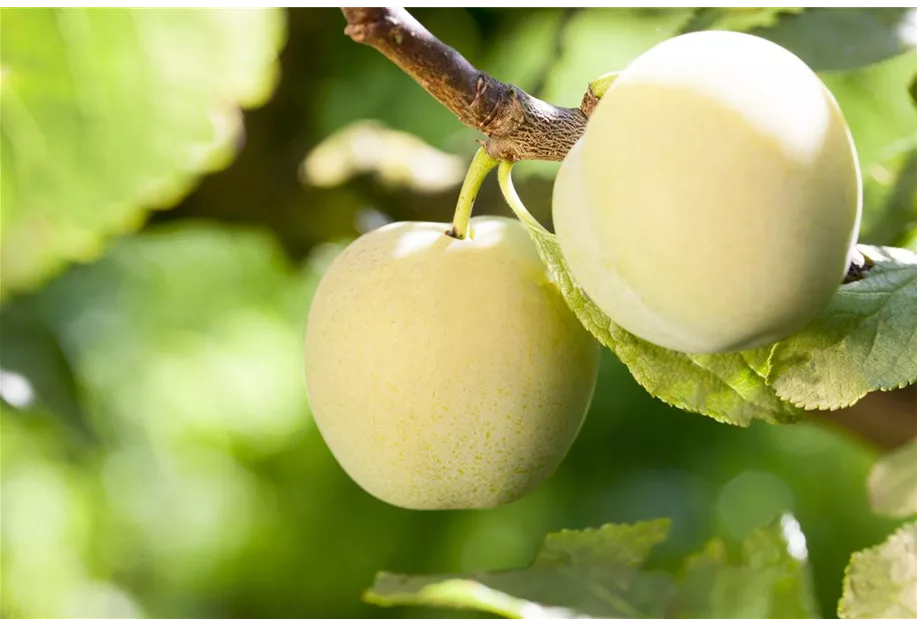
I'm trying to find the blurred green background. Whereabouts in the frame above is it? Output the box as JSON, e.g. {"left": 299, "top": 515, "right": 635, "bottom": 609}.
{"left": 1, "top": 7, "right": 915, "bottom": 619}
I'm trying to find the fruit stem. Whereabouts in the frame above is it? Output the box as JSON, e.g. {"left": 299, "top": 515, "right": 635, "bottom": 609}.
{"left": 497, "top": 161, "right": 546, "bottom": 233}
{"left": 448, "top": 147, "right": 500, "bottom": 239}
{"left": 588, "top": 71, "right": 620, "bottom": 99}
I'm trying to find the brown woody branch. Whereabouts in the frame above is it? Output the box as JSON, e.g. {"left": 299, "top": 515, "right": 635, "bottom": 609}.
{"left": 813, "top": 386, "right": 917, "bottom": 451}
{"left": 339, "top": 7, "right": 915, "bottom": 452}
{"left": 340, "top": 7, "right": 591, "bottom": 162}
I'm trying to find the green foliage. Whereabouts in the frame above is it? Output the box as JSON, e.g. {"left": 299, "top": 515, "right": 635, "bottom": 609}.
{"left": 838, "top": 522, "right": 917, "bottom": 618}
{"left": 823, "top": 51, "right": 917, "bottom": 245}
{"left": 483, "top": 9, "right": 570, "bottom": 95}
{"left": 607, "top": 344, "right": 799, "bottom": 427}
{"left": 0, "top": 306, "right": 89, "bottom": 437}
{"left": 541, "top": 8, "right": 695, "bottom": 107}
{"left": 823, "top": 50, "right": 917, "bottom": 178}
{"left": 907, "top": 230, "right": 917, "bottom": 252}
{"left": 678, "top": 7, "right": 805, "bottom": 35}
{"left": 317, "top": 9, "right": 480, "bottom": 152}
{"left": 767, "top": 246, "right": 917, "bottom": 410}
{"left": 366, "top": 517, "right": 818, "bottom": 618}
{"left": 368, "top": 520, "right": 673, "bottom": 619}
{"left": 869, "top": 438, "right": 917, "bottom": 519}
{"left": 0, "top": 8, "right": 285, "bottom": 299}
{"left": 502, "top": 164, "right": 798, "bottom": 427}
{"left": 750, "top": 8, "right": 917, "bottom": 71}
{"left": 1, "top": 7, "right": 914, "bottom": 620}
{"left": 860, "top": 148, "right": 917, "bottom": 248}
{"left": 0, "top": 407, "right": 107, "bottom": 618}
{"left": 499, "top": 14, "right": 917, "bottom": 427}
{"left": 511, "top": 192, "right": 916, "bottom": 422}
{"left": 0, "top": 223, "right": 321, "bottom": 617}
{"left": 676, "top": 518, "right": 818, "bottom": 618}
{"left": 505, "top": 62, "right": 916, "bottom": 421}
{"left": 28, "top": 223, "right": 317, "bottom": 450}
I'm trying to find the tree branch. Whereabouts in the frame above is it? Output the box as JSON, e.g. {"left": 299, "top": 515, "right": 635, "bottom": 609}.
{"left": 339, "top": 7, "right": 915, "bottom": 452}
{"left": 340, "top": 7, "right": 589, "bottom": 162}
{"left": 813, "top": 386, "right": 917, "bottom": 451}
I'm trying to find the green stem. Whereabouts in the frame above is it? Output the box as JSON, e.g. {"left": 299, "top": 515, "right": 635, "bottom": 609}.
{"left": 497, "top": 160, "right": 546, "bottom": 233}
{"left": 448, "top": 147, "right": 500, "bottom": 239}
{"left": 588, "top": 71, "right": 620, "bottom": 99}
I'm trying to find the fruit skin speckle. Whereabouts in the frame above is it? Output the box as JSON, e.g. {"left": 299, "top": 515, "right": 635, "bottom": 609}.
{"left": 304, "top": 216, "right": 600, "bottom": 510}
{"left": 555, "top": 30, "right": 862, "bottom": 355}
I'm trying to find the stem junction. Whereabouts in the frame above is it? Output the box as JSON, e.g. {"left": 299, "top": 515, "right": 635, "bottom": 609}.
{"left": 447, "top": 147, "right": 500, "bottom": 240}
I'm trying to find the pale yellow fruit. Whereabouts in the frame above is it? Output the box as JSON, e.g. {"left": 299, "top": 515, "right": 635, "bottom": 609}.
{"left": 555, "top": 138, "right": 695, "bottom": 352}
{"left": 555, "top": 31, "right": 862, "bottom": 354}
{"left": 304, "top": 216, "right": 600, "bottom": 510}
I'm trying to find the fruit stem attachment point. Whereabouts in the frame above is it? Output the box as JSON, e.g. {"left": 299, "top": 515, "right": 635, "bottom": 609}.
{"left": 497, "top": 160, "right": 547, "bottom": 233}
{"left": 447, "top": 147, "right": 500, "bottom": 239}
{"left": 588, "top": 71, "right": 620, "bottom": 99}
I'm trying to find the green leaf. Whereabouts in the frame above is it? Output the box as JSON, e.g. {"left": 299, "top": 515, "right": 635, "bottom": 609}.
{"left": 838, "top": 522, "right": 917, "bottom": 618}
{"left": 483, "top": 9, "right": 570, "bottom": 94}
{"left": 317, "top": 9, "right": 479, "bottom": 151}
{"left": 822, "top": 52, "right": 917, "bottom": 249}
{"left": 366, "top": 517, "right": 819, "bottom": 619}
{"left": 821, "top": 50, "right": 917, "bottom": 179}
{"left": 869, "top": 438, "right": 917, "bottom": 518}
{"left": 677, "top": 8, "right": 805, "bottom": 40}
{"left": 608, "top": 336, "right": 799, "bottom": 428}
{"left": 0, "top": 8, "right": 285, "bottom": 299}
{"left": 366, "top": 519, "right": 676, "bottom": 619}
{"left": 0, "top": 305, "right": 91, "bottom": 440}
{"left": 516, "top": 215, "right": 799, "bottom": 427}
{"left": 905, "top": 228, "right": 917, "bottom": 252}
{"left": 674, "top": 515, "right": 819, "bottom": 618}
{"left": 27, "top": 222, "right": 315, "bottom": 453}
{"left": 542, "top": 8, "right": 695, "bottom": 107}
{"left": 767, "top": 246, "right": 917, "bottom": 410}
{"left": 860, "top": 148, "right": 917, "bottom": 247}
{"left": 300, "top": 120, "right": 466, "bottom": 193}
{"left": 750, "top": 8, "right": 917, "bottom": 71}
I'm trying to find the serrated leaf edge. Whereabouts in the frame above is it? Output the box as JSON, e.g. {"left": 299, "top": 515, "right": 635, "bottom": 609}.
{"left": 505, "top": 176, "right": 797, "bottom": 426}
{"left": 768, "top": 254, "right": 917, "bottom": 411}
{"left": 838, "top": 522, "right": 917, "bottom": 619}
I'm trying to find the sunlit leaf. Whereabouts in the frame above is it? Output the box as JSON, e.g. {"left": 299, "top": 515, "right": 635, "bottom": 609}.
{"left": 905, "top": 228, "right": 917, "bottom": 252}
{"left": 542, "top": 8, "right": 695, "bottom": 107}
{"left": 366, "top": 517, "right": 818, "bottom": 619}
{"left": 0, "top": 8, "right": 285, "bottom": 298}
{"left": 767, "top": 246, "right": 917, "bottom": 410}
{"left": 674, "top": 515, "right": 818, "bottom": 618}
{"left": 821, "top": 50, "right": 917, "bottom": 176}
{"left": 860, "top": 148, "right": 917, "bottom": 246}
{"left": 366, "top": 520, "right": 675, "bottom": 618}
{"left": 28, "top": 222, "right": 315, "bottom": 451}
{"left": 838, "top": 522, "right": 917, "bottom": 618}
{"left": 511, "top": 209, "right": 798, "bottom": 427}
{"left": 300, "top": 120, "right": 465, "bottom": 193}
{"left": 869, "top": 438, "right": 917, "bottom": 518}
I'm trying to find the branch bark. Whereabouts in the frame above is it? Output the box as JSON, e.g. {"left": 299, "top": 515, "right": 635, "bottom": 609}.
{"left": 340, "top": 7, "right": 590, "bottom": 162}
{"left": 339, "top": 7, "right": 915, "bottom": 452}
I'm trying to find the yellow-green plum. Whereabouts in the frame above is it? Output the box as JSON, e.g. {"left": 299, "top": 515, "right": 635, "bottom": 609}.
{"left": 554, "top": 31, "right": 862, "bottom": 354}
{"left": 304, "top": 216, "right": 599, "bottom": 510}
